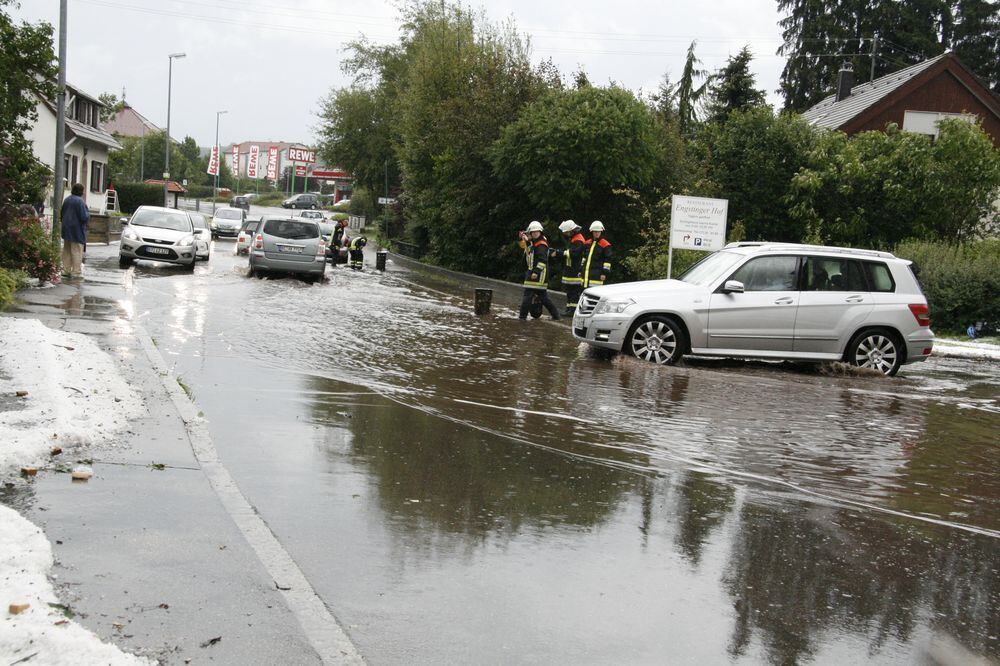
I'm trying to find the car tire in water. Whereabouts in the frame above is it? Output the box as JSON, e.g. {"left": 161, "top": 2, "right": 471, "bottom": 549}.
{"left": 627, "top": 315, "right": 686, "bottom": 365}
{"left": 183, "top": 259, "right": 196, "bottom": 272}
{"left": 118, "top": 255, "right": 133, "bottom": 269}
{"left": 846, "top": 328, "right": 903, "bottom": 376}
{"left": 310, "top": 204, "right": 317, "bottom": 210}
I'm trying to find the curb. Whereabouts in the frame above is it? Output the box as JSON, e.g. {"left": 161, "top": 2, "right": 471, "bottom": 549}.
{"left": 133, "top": 324, "right": 364, "bottom": 665}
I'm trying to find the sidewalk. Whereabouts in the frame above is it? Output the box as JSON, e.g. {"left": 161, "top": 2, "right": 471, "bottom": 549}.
{"left": 1, "top": 249, "right": 323, "bottom": 664}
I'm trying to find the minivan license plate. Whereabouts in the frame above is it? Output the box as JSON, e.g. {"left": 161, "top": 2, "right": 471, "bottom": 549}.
{"left": 278, "top": 245, "right": 303, "bottom": 254}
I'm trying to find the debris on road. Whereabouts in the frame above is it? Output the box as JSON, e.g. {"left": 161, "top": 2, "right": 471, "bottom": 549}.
{"left": 200, "top": 636, "right": 222, "bottom": 648}
{"left": 70, "top": 467, "right": 93, "bottom": 481}
{"left": 8, "top": 603, "right": 30, "bottom": 615}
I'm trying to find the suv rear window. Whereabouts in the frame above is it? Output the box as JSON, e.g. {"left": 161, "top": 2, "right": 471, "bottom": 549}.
{"left": 263, "top": 219, "right": 318, "bottom": 239}
{"left": 864, "top": 262, "right": 896, "bottom": 292}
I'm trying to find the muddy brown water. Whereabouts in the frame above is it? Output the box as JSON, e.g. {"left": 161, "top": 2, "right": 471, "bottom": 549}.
{"left": 17, "top": 246, "right": 1000, "bottom": 664}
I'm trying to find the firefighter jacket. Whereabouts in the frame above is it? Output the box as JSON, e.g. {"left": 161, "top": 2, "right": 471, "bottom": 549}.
{"left": 560, "top": 233, "right": 587, "bottom": 285}
{"left": 349, "top": 236, "right": 367, "bottom": 251}
{"left": 520, "top": 236, "right": 550, "bottom": 289}
{"left": 582, "top": 237, "right": 612, "bottom": 287}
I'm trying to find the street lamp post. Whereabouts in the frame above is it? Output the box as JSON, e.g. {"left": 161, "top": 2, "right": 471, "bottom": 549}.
{"left": 165, "top": 52, "right": 186, "bottom": 207}
{"left": 213, "top": 110, "right": 227, "bottom": 214}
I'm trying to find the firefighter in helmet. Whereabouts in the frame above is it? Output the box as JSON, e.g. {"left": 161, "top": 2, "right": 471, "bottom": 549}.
{"left": 556, "top": 219, "right": 586, "bottom": 316}
{"left": 517, "top": 221, "right": 560, "bottom": 320}
{"left": 582, "top": 221, "right": 612, "bottom": 288}
{"left": 348, "top": 236, "right": 367, "bottom": 270}
{"left": 328, "top": 219, "right": 349, "bottom": 264}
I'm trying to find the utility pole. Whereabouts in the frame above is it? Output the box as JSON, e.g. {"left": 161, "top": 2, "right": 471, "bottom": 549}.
{"left": 52, "top": 0, "right": 68, "bottom": 245}
{"left": 213, "top": 110, "right": 227, "bottom": 214}
{"left": 870, "top": 36, "right": 878, "bottom": 82}
{"left": 165, "top": 52, "right": 186, "bottom": 207}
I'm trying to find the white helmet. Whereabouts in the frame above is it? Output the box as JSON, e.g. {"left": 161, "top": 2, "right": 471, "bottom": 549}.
{"left": 558, "top": 220, "right": 579, "bottom": 234}
{"left": 526, "top": 221, "right": 544, "bottom": 233}
{"left": 590, "top": 220, "right": 605, "bottom": 232}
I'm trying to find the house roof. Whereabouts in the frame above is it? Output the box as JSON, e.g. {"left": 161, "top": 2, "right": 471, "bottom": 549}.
{"left": 143, "top": 179, "right": 188, "bottom": 193}
{"left": 65, "top": 117, "right": 122, "bottom": 150}
{"left": 104, "top": 104, "right": 162, "bottom": 138}
{"left": 801, "top": 54, "right": 948, "bottom": 129}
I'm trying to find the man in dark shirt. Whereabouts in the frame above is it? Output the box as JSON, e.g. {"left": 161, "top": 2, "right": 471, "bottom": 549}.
{"left": 60, "top": 183, "right": 89, "bottom": 278}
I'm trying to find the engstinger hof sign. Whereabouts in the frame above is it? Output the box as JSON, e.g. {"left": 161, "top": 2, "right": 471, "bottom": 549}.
{"left": 247, "top": 145, "right": 260, "bottom": 179}
{"left": 288, "top": 147, "right": 316, "bottom": 163}
{"left": 266, "top": 146, "right": 279, "bottom": 181}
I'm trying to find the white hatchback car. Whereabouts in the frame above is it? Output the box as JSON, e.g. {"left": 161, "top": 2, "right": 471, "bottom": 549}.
{"left": 118, "top": 206, "right": 197, "bottom": 270}
{"left": 572, "top": 243, "right": 934, "bottom": 376}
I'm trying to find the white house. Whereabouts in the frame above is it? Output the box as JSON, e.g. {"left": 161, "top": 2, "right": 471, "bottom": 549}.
{"left": 27, "top": 83, "right": 122, "bottom": 212}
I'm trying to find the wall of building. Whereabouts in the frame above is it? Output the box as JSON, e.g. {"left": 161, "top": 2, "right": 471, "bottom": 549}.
{"left": 848, "top": 69, "right": 1000, "bottom": 147}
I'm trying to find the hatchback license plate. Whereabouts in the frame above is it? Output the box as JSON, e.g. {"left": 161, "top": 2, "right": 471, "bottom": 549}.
{"left": 147, "top": 247, "right": 170, "bottom": 255}
{"left": 278, "top": 245, "right": 304, "bottom": 254}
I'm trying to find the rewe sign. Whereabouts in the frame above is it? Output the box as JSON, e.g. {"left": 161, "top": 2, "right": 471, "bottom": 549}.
{"left": 288, "top": 147, "right": 316, "bottom": 163}
{"left": 247, "top": 145, "right": 260, "bottom": 179}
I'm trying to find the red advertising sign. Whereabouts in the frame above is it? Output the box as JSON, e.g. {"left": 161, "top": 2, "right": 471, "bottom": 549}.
{"left": 247, "top": 145, "right": 260, "bottom": 179}
{"left": 288, "top": 147, "right": 316, "bottom": 163}
{"left": 266, "top": 146, "right": 279, "bottom": 181}
{"left": 232, "top": 144, "right": 240, "bottom": 177}
{"left": 295, "top": 165, "right": 307, "bottom": 177}
{"left": 311, "top": 168, "right": 351, "bottom": 179}
{"left": 206, "top": 145, "right": 220, "bottom": 176}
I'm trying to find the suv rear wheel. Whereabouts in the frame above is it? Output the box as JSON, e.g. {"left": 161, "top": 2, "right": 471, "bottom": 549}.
{"left": 627, "top": 316, "right": 686, "bottom": 365}
{"left": 847, "top": 328, "right": 903, "bottom": 376}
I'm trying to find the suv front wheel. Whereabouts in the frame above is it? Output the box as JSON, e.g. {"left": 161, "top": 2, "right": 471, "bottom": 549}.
{"left": 627, "top": 316, "right": 686, "bottom": 365}
{"left": 847, "top": 328, "right": 903, "bottom": 376}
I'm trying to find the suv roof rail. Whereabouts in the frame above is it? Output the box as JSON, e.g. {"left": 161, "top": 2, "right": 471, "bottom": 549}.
{"left": 723, "top": 241, "right": 896, "bottom": 259}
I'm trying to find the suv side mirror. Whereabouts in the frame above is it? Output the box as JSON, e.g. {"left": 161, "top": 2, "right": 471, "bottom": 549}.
{"left": 722, "top": 280, "right": 745, "bottom": 294}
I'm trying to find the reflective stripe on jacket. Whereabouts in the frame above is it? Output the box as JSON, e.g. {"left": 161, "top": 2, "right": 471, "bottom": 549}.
{"left": 582, "top": 237, "right": 612, "bottom": 288}
{"left": 523, "top": 237, "right": 550, "bottom": 289}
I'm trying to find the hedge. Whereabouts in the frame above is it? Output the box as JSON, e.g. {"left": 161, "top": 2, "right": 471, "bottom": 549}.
{"left": 0, "top": 268, "right": 22, "bottom": 308}
{"left": 116, "top": 183, "right": 165, "bottom": 213}
{"left": 895, "top": 239, "right": 1000, "bottom": 333}
{"left": 186, "top": 185, "right": 214, "bottom": 199}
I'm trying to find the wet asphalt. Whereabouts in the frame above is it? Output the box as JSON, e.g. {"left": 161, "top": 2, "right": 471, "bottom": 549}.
{"left": 6, "top": 238, "right": 1000, "bottom": 665}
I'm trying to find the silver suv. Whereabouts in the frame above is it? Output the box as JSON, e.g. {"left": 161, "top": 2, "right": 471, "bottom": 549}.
{"left": 572, "top": 243, "right": 934, "bottom": 376}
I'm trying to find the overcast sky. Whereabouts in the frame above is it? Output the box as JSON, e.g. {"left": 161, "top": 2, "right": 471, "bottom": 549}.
{"left": 14, "top": 0, "right": 787, "bottom": 148}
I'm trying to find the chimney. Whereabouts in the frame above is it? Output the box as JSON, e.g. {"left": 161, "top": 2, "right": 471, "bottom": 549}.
{"left": 836, "top": 61, "right": 854, "bottom": 102}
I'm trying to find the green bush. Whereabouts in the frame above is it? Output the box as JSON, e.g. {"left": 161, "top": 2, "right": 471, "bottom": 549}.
{"left": 185, "top": 184, "right": 214, "bottom": 199}
{"left": 0, "top": 211, "right": 60, "bottom": 282}
{"left": 895, "top": 239, "right": 1000, "bottom": 332}
{"left": 116, "top": 183, "right": 165, "bottom": 213}
{"left": 0, "top": 267, "right": 23, "bottom": 308}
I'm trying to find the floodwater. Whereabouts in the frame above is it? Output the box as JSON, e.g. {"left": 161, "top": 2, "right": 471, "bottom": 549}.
{"left": 95, "top": 246, "right": 1000, "bottom": 663}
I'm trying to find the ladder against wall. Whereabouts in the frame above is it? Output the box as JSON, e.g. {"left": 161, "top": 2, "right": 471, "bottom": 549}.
{"left": 105, "top": 188, "right": 120, "bottom": 214}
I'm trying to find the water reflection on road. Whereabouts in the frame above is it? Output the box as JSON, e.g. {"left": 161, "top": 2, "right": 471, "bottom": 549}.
{"left": 118, "top": 247, "right": 997, "bottom": 664}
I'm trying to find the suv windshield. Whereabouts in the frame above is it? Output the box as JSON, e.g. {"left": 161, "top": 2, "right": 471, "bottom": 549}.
{"left": 130, "top": 209, "right": 192, "bottom": 232}
{"left": 263, "top": 219, "right": 318, "bottom": 240}
{"left": 215, "top": 209, "right": 242, "bottom": 220}
{"left": 677, "top": 250, "right": 743, "bottom": 287}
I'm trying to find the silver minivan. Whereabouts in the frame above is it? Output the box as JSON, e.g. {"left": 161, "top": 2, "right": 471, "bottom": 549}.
{"left": 572, "top": 243, "right": 934, "bottom": 376}
{"left": 248, "top": 216, "right": 326, "bottom": 281}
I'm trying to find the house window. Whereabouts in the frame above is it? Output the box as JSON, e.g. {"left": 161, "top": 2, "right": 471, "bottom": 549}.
{"left": 902, "top": 110, "right": 975, "bottom": 139}
{"left": 90, "top": 161, "right": 105, "bottom": 193}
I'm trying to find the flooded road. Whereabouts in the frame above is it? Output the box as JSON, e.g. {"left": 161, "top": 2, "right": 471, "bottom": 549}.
{"left": 102, "top": 244, "right": 998, "bottom": 663}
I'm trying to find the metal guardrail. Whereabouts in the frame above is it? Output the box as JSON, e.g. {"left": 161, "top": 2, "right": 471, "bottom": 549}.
{"left": 391, "top": 240, "right": 420, "bottom": 258}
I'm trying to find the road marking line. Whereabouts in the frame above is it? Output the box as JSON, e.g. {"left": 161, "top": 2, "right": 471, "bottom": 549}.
{"left": 136, "top": 324, "right": 364, "bottom": 665}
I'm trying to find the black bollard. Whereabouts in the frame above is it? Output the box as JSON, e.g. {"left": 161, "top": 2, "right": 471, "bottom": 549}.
{"left": 474, "top": 288, "right": 492, "bottom": 315}
{"left": 376, "top": 250, "right": 387, "bottom": 271}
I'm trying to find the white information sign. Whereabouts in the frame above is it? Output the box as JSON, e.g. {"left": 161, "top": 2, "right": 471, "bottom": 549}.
{"left": 670, "top": 195, "right": 728, "bottom": 251}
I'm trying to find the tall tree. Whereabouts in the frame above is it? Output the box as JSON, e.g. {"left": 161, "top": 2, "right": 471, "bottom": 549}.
{"left": 951, "top": 0, "right": 1000, "bottom": 90}
{"left": 677, "top": 41, "right": 711, "bottom": 134}
{"left": 0, "top": 0, "right": 57, "bottom": 204}
{"left": 97, "top": 92, "right": 125, "bottom": 124}
{"left": 705, "top": 47, "right": 768, "bottom": 123}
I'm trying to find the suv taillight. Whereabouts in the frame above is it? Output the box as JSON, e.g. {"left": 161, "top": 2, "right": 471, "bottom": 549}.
{"left": 908, "top": 303, "right": 931, "bottom": 327}
{"left": 254, "top": 233, "right": 263, "bottom": 250}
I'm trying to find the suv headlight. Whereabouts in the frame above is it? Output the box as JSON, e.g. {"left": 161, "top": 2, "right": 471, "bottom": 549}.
{"left": 177, "top": 235, "right": 195, "bottom": 247}
{"left": 594, "top": 298, "right": 635, "bottom": 315}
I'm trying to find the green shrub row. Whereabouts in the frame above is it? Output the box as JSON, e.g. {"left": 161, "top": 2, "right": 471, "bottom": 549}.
{"left": 895, "top": 239, "right": 1000, "bottom": 332}
{"left": 116, "top": 183, "right": 165, "bottom": 213}
{"left": 0, "top": 212, "right": 60, "bottom": 283}
{"left": 185, "top": 184, "right": 215, "bottom": 199}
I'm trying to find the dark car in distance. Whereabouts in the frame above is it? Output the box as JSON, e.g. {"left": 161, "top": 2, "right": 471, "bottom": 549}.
{"left": 231, "top": 195, "right": 251, "bottom": 211}
{"left": 281, "top": 193, "right": 319, "bottom": 209}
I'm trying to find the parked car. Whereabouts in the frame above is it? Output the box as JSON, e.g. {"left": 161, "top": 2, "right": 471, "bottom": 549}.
{"left": 572, "top": 242, "right": 934, "bottom": 376}
{"left": 188, "top": 212, "right": 211, "bottom": 261}
{"left": 335, "top": 198, "right": 350, "bottom": 208}
{"left": 231, "top": 195, "right": 251, "bottom": 211}
{"left": 281, "top": 193, "right": 319, "bottom": 209}
{"left": 248, "top": 216, "right": 326, "bottom": 281}
{"left": 210, "top": 207, "right": 246, "bottom": 238}
{"left": 236, "top": 218, "right": 260, "bottom": 256}
{"left": 118, "top": 205, "right": 197, "bottom": 270}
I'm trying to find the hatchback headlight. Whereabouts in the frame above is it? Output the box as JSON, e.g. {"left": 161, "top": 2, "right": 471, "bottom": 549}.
{"left": 594, "top": 298, "right": 635, "bottom": 315}
{"left": 177, "top": 235, "right": 195, "bottom": 247}
{"left": 121, "top": 227, "right": 139, "bottom": 241}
